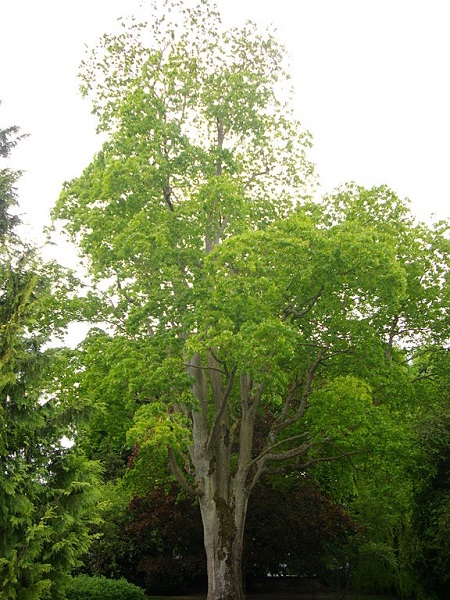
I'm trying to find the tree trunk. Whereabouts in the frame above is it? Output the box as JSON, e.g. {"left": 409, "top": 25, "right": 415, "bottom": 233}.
{"left": 200, "top": 492, "right": 247, "bottom": 600}
{"left": 185, "top": 356, "right": 260, "bottom": 600}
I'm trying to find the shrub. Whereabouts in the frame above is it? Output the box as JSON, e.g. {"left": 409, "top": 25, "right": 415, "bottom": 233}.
{"left": 65, "top": 574, "right": 148, "bottom": 600}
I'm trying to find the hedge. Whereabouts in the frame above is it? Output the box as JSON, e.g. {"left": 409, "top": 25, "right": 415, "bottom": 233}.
{"left": 65, "top": 574, "right": 148, "bottom": 600}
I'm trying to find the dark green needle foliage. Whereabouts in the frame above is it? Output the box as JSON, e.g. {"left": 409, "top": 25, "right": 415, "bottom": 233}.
{"left": 0, "top": 112, "right": 102, "bottom": 599}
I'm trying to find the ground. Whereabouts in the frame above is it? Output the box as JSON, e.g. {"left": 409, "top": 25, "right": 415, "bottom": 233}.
{"left": 163, "top": 594, "right": 395, "bottom": 600}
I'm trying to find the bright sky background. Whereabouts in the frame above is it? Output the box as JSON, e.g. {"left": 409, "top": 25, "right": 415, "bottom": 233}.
{"left": 1, "top": 0, "right": 449, "bottom": 262}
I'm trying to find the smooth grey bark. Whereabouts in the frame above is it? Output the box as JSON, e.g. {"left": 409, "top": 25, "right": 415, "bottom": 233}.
{"left": 182, "top": 354, "right": 260, "bottom": 600}
{"left": 173, "top": 348, "right": 322, "bottom": 599}
{"left": 199, "top": 492, "right": 246, "bottom": 600}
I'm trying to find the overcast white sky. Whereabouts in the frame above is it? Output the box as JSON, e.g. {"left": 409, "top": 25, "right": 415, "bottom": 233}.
{"left": 1, "top": 0, "right": 449, "bottom": 258}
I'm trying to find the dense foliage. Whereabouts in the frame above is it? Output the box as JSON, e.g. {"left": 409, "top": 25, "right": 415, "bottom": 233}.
{"left": 50, "top": 2, "right": 450, "bottom": 599}
{"left": 409, "top": 406, "right": 450, "bottom": 599}
{"left": 0, "top": 111, "right": 102, "bottom": 599}
{"left": 81, "top": 477, "right": 357, "bottom": 595}
{"left": 65, "top": 575, "right": 148, "bottom": 600}
{"left": 1, "top": 1, "right": 450, "bottom": 598}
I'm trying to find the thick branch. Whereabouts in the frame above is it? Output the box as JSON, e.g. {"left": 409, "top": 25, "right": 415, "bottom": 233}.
{"left": 272, "top": 350, "right": 325, "bottom": 437}
{"left": 184, "top": 362, "right": 225, "bottom": 375}
{"left": 215, "top": 117, "right": 225, "bottom": 177}
{"left": 300, "top": 448, "right": 360, "bottom": 469}
{"left": 243, "top": 165, "right": 270, "bottom": 189}
{"left": 217, "top": 118, "right": 224, "bottom": 152}
{"left": 263, "top": 441, "right": 314, "bottom": 463}
{"left": 186, "top": 353, "right": 211, "bottom": 486}
{"left": 168, "top": 446, "right": 196, "bottom": 496}
{"left": 207, "top": 363, "right": 237, "bottom": 454}
{"left": 234, "top": 378, "right": 264, "bottom": 492}
{"left": 186, "top": 353, "right": 208, "bottom": 415}
{"left": 265, "top": 449, "right": 360, "bottom": 476}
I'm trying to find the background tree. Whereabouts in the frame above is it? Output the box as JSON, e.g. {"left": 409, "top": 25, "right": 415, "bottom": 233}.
{"left": 0, "top": 112, "right": 102, "bottom": 600}
{"left": 404, "top": 347, "right": 450, "bottom": 600}
{"left": 245, "top": 476, "right": 358, "bottom": 587}
{"left": 306, "top": 184, "right": 450, "bottom": 597}
{"left": 52, "top": 2, "right": 450, "bottom": 599}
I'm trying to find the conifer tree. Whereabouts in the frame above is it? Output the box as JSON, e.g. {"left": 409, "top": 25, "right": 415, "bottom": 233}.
{"left": 0, "top": 110, "right": 101, "bottom": 600}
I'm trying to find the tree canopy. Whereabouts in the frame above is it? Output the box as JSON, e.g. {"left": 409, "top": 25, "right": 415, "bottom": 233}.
{"left": 51, "top": 2, "right": 450, "bottom": 599}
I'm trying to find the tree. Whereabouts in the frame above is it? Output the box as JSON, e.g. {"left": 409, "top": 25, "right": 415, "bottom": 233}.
{"left": 245, "top": 476, "right": 358, "bottom": 586}
{"left": 0, "top": 111, "right": 24, "bottom": 236}
{"left": 52, "top": 3, "right": 450, "bottom": 599}
{"left": 0, "top": 112, "right": 102, "bottom": 599}
{"left": 306, "top": 185, "right": 450, "bottom": 598}
{"left": 406, "top": 349, "right": 450, "bottom": 599}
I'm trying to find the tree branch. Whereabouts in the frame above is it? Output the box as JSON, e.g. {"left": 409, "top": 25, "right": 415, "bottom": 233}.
{"left": 272, "top": 350, "right": 325, "bottom": 436}
{"left": 163, "top": 184, "right": 174, "bottom": 211}
{"left": 282, "top": 285, "right": 324, "bottom": 322}
{"left": 168, "top": 446, "right": 195, "bottom": 496}
{"left": 385, "top": 313, "right": 399, "bottom": 360}
{"left": 243, "top": 164, "right": 270, "bottom": 189}
{"left": 207, "top": 364, "right": 237, "bottom": 454}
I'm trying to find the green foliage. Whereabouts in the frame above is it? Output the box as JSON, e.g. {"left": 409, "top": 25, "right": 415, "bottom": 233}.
{"left": 79, "top": 482, "right": 205, "bottom": 595}
{"left": 50, "top": 2, "right": 450, "bottom": 597}
{"left": 0, "top": 112, "right": 103, "bottom": 599}
{"left": 54, "top": 0, "right": 314, "bottom": 283}
{"left": 408, "top": 409, "right": 450, "bottom": 598}
{"left": 65, "top": 575, "right": 148, "bottom": 600}
{"left": 0, "top": 105, "right": 26, "bottom": 236}
{"left": 317, "top": 184, "right": 450, "bottom": 354}
{"left": 307, "top": 376, "right": 374, "bottom": 447}
{"left": 349, "top": 541, "right": 397, "bottom": 594}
